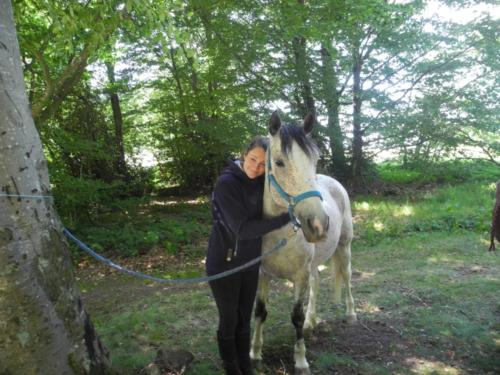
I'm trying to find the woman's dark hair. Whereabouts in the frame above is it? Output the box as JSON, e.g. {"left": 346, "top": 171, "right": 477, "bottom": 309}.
{"left": 241, "top": 136, "right": 269, "bottom": 160}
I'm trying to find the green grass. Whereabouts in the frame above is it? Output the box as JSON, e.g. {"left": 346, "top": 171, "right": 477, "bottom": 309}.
{"left": 353, "top": 182, "right": 495, "bottom": 245}
{"left": 91, "top": 287, "right": 220, "bottom": 373}
{"left": 85, "top": 231, "right": 498, "bottom": 374}
{"left": 77, "top": 179, "right": 499, "bottom": 374}
{"left": 349, "top": 230, "right": 499, "bottom": 374}
{"left": 377, "top": 159, "right": 499, "bottom": 185}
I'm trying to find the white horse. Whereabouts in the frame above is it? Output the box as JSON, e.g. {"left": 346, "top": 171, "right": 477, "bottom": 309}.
{"left": 250, "top": 111, "right": 357, "bottom": 374}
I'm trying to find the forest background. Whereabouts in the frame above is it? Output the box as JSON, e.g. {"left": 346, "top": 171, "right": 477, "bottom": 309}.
{"left": 5, "top": 0, "right": 499, "bottom": 373}
{"left": 16, "top": 0, "right": 499, "bottom": 227}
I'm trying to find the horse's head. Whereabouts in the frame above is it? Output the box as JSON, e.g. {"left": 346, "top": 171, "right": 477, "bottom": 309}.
{"left": 266, "top": 111, "right": 329, "bottom": 242}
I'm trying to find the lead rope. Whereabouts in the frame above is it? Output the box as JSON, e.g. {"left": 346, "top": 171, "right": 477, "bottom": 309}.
{"left": 1, "top": 193, "right": 288, "bottom": 283}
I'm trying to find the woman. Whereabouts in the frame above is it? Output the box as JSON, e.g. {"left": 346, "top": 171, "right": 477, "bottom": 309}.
{"left": 206, "top": 136, "right": 290, "bottom": 375}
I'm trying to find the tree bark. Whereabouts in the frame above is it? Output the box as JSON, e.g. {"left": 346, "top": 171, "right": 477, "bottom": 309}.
{"left": 292, "top": 34, "right": 316, "bottom": 118}
{"left": 169, "top": 47, "right": 190, "bottom": 127}
{"left": 290, "top": 0, "right": 326, "bottom": 161}
{"left": 31, "top": 43, "right": 93, "bottom": 127}
{"left": 0, "top": 1, "right": 110, "bottom": 373}
{"left": 320, "top": 45, "right": 348, "bottom": 181}
{"left": 105, "top": 62, "right": 127, "bottom": 178}
{"left": 351, "top": 48, "right": 364, "bottom": 190}
{"left": 290, "top": 0, "right": 315, "bottom": 119}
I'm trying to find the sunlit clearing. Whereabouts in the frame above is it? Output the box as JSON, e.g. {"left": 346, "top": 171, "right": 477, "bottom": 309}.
{"left": 284, "top": 280, "right": 294, "bottom": 288}
{"left": 150, "top": 199, "right": 203, "bottom": 206}
{"left": 480, "top": 238, "right": 491, "bottom": 247}
{"left": 353, "top": 270, "right": 376, "bottom": 281}
{"left": 317, "top": 265, "right": 328, "bottom": 272}
{"left": 428, "top": 256, "right": 456, "bottom": 264}
{"left": 356, "top": 202, "right": 371, "bottom": 211}
{"left": 359, "top": 302, "right": 381, "bottom": 313}
{"left": 373, "top": 221, "right": 385, "bottom": 231}
{"left": 405, "top": 357, "right": 462, "bottom": 374}
{"left": 394, "top": 205, "right": 414, "bottom": 217}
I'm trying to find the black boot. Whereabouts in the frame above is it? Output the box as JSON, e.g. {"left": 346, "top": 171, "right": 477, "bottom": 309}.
{"left": 217, "top": 333, "right": 242, "bottom": 375}
{"left": 236, "top": 332, "right": 256, "bottom": 375}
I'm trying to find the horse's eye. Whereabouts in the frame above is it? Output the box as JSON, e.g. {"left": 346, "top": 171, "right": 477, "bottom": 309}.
{"left": 275, "top": 159, "right": 285, "bottom": 167}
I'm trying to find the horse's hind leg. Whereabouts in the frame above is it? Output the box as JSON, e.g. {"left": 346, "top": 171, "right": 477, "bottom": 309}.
{"left": 304, "top": 268, "right": 319, "bottom": 332}
{"left": 332, "top": 242, "right": 357, "bottom": 323}
{"left": 250, "top": 272, "right": 269, "bottom": 368}
{"left": 292, "top": 277, "right": 311, "bottom": 375}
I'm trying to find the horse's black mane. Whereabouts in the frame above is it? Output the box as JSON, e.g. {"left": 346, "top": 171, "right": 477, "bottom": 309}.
{"left": 279, "top": 124, "right": 319, "bottom": 158}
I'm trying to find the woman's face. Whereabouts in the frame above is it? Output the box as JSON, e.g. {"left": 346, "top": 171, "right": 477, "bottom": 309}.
{"left": 243, "top": 147, "right": 266, "bottom": 179}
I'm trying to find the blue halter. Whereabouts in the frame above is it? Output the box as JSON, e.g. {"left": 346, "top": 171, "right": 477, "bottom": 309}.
{"left": 267, "top": 150, "right": 323, "bottom": 230}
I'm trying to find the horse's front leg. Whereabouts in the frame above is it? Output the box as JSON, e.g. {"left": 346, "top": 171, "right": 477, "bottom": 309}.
{"left": 250, "top": 271, "right": 270, "bottom": 369}
{"left": 304, "top": 267, "right": 320, "bottom": 332}
{"left": 292, "top": 276, "right": 310, "bottom": 375}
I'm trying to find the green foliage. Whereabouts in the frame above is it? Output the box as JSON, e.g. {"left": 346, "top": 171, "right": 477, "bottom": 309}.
{"left": 377, "top": 164, "right": 423, "bottom": 184}
{"left": 15, "top": 0, "right": 499, "bottom": 219}
{"left": 152, "top": 118, "right": 246, "bottom": 189}
{"left": 51, "top": 173, "right": 114, "bottom": 224}
{"left": 51, "top": 166, "right": 157, "bottom": 225}
{"left": 79, "top": 225, "right": 158, "bottom": 258}
{"left": 69, "top": 198, "right": 211, "bottom": 258}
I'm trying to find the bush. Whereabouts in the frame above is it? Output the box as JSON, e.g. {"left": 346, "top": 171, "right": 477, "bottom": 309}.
{"left": 52, "top": 166, "right": 157, "bottom": 224}
{"left": 68, "top": 198, "right": 211, "bottom": 258}
{"left": 378, "top": 164, "right": 423, "bottom": 184}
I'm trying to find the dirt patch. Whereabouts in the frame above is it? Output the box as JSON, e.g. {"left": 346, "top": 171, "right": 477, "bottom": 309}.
{"left": 313, "top": 319, "right": 411, "bottom": 374}
{"left": 453, "top": 264, "right": 493, "bottom": 277}
{"left": 74, "top": 251, "right": 208, "bottom": 316}
{"left": 320, "top": 319, "right": 408, "bottom": 360}
{"left": 258, "top": 318, "right": 413, "bottom": 374}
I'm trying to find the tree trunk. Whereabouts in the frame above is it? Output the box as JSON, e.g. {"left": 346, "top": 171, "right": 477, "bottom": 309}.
{"left": 181, "top": 44, "right": 206, "bottom": 123}
{"left": 292, "top": 34, "right": 315, "bottom": 118}
{"left": 351, "top": 49, "right": 364, "bottom": 190}
{"left": 290, "top": 0, "right": 325, "bottom": 161}
{"left": 0, "top": 2, "right": 110, "bottom": 373}
{"left": 320, "top": 45, "right": 348, "bottom": 181}
{"left": 169, "top": 47, "right": 190, "bottom": 127}
{"left": 105, "top": 61, "right": 128, "bottom": 178}
{"left": 31, "top": 43, "right": 93, "bottom": 127}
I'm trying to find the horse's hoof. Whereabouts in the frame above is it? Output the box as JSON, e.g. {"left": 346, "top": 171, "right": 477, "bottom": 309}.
{"left": 294, "top": 366, "right": 311, "bottom": 375}
{"left": 303, "top": 320, "right": 315, "bottom": 333}
{"left": 346, "top": 313, "right": 357, "bottom": 324}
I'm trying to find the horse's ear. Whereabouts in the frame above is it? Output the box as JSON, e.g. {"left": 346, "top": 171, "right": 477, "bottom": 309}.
{"left": 269, "top": 110, "right": 281, "bottom": 136}
{"left": 302, "top": 110, "right": 315, "bottom": 134}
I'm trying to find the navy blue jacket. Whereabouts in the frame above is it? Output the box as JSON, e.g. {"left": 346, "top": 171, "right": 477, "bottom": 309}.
{"left": 206, "top": 160, "right": 290, "bottom": 275}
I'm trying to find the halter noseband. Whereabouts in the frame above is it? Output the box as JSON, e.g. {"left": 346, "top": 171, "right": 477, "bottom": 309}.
{"left": 267, "top": 150, "right": 322, "bottom": 231}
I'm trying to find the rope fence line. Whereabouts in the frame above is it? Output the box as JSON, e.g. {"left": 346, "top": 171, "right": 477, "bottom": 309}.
{"left": 1, "top": 193, "right": 288, "bottom": 283}
{"left": 0, "top": 193, "right": 54, "bottom": 199}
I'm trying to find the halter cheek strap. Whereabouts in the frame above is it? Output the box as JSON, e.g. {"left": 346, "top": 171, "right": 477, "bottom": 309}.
{"left": 267, "top": 150, "right": 323, "bottom": 230}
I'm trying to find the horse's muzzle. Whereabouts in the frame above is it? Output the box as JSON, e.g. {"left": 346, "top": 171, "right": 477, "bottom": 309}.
{"left": 303, "top": 214, "right": 329, "bottom": 242}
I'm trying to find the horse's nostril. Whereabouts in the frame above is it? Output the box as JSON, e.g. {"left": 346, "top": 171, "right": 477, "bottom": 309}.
{"left": 307, "top": 217, "right": 321, "bottom": 237}
{"left": 307, "top": 218, "right": 313, "bottom": 232}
